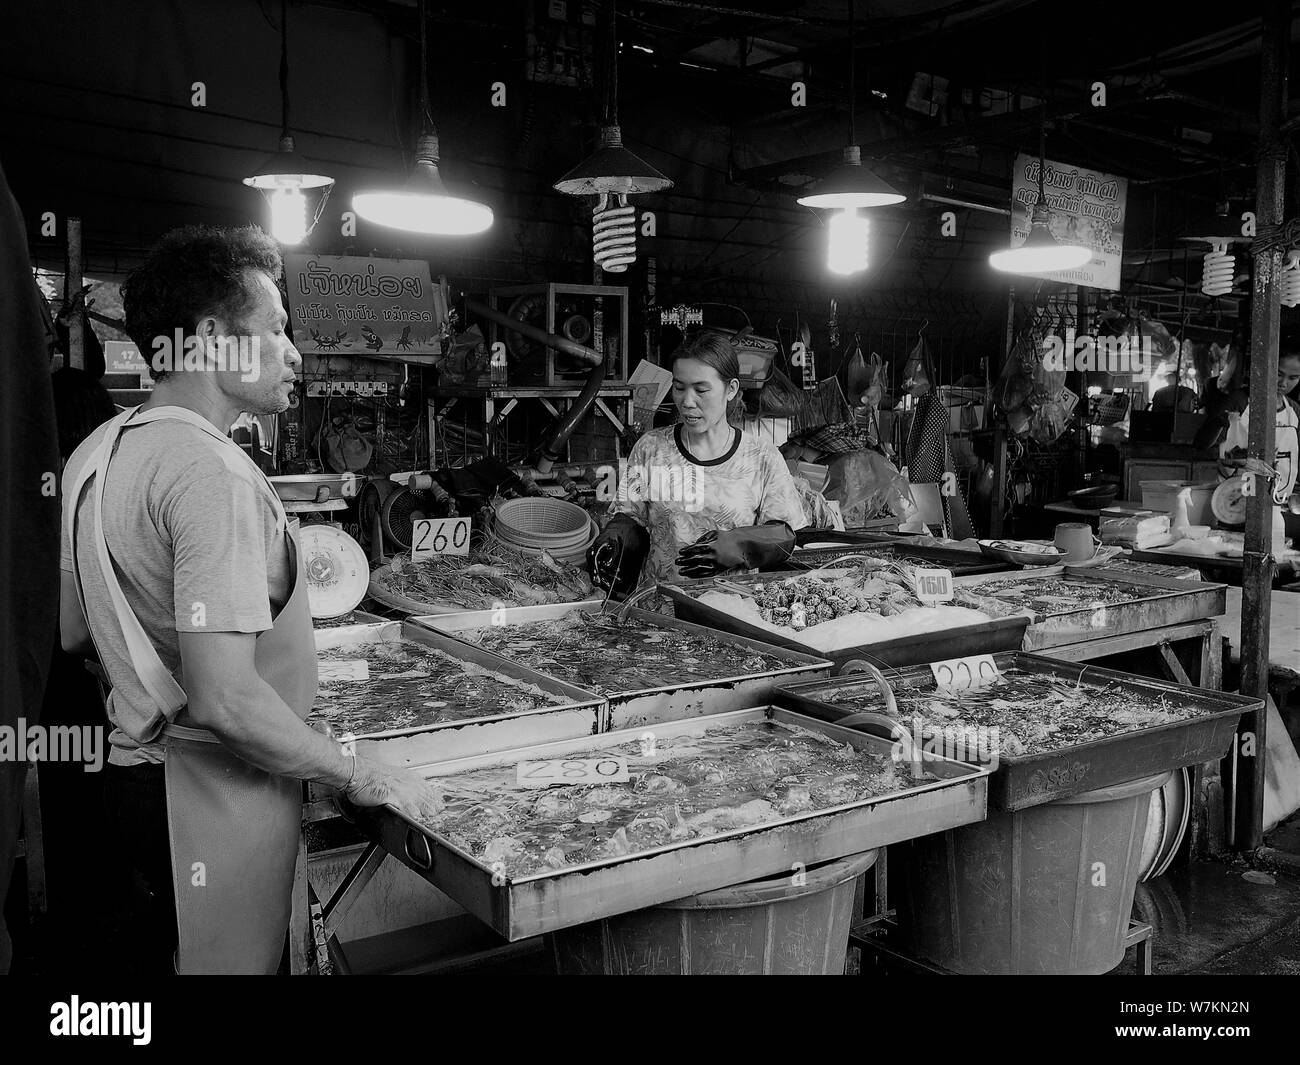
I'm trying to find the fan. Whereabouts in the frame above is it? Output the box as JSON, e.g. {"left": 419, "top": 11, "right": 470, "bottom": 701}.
{"left": 505, "top": 293, "right": 596, "bottom": 380}
{"left": 356, "top": 479, "right": 437, "bottom": 553}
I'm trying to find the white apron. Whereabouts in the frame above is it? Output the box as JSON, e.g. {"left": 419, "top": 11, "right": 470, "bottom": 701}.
{"left": 67, "top": 405, "right": 319, "bottom": 974}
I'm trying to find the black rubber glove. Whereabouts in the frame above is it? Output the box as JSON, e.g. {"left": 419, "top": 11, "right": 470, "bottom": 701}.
{"left": 676, "top": 521, "right": 795, "bottom": 579}
{"left": 587, "top": 514, "right": 650, "bottom": 596}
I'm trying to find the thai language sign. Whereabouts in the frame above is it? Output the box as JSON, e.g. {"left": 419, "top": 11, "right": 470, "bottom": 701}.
{"left": 284, "top": 254, "right": 446, "bottom": 356}
{"left": 1008, "top": 154, "right": 1127, "bottom": 290}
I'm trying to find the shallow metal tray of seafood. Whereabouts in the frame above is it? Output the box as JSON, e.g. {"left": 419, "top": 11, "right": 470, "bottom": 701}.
{"left": 793, "top": 536, "right": 1010, "bottom": 576}
{"left": 412, "top": 602, "right": 832, "bottom": 731}
{"left": 350, "top": 706, "right": 989, "bottom": 940}
{"left": 661, "top": 573, "right": 1030, "bottom": 674}
{"left": 311, "top": 621, "right": 605, "bottom": 766}
{"left": 952, "top": 566, "right": 1226, "bottom": 651}
{"left": 312, "top": 609, "right": 386, "bottom": 632}
{"left": 774, "top": 653, "right": 1260, "bottom": 811}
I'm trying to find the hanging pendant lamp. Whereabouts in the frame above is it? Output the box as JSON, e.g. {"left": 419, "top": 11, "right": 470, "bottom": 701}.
{"left": 990, "top": 119, "right": 1091, "bottom": 274}
{"left": 796, "top": 1, "right": 905, "bottom": 277}
{"left": 242, "top": 0, "right": 334, "bottom": 245}
{"left": 1178, "top": 199, "right": 1245, "bottom": 298}
{"left": 553, "top": 0, "right": 672, "bottom": 273}
{"left": 353, "top": 0, "right": 493, "bottom": 235}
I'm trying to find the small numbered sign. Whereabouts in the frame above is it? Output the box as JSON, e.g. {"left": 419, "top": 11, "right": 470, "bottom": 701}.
{"left": 318, "top": 659, "right": 370, "bottom": 683}
{"left": 913, "top": 568, "right": 954, "bottom": 602}
{"left": 929, "top": 654, "right": 1001, "bottom": 691}
{"left": 516, "top": 757, "right": 630, "bottom": 789}
{"left": 411, "top": 517, "right": 472, "bottom": 560}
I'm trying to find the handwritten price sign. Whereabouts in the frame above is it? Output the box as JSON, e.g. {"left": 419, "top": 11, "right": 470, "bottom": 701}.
{"left": 913, "top": 568, "right": 954, "bottom": 602}
{"left": 515, "top": 757, "right": 630, "bottom": 789}
{"left": 411, "top": 517, "right": 472, "bottom": 560}
{"left": 929, "top": 654, "right": 1001, "bottom": 691}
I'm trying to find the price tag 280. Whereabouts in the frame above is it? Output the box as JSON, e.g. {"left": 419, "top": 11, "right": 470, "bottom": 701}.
{"left": 930, "top": 654, "right": 1001, "bottom": 691}
{"left": 913, "top": 568, "right": 954, "bottom": 602}
{"left": 411, "top": 517, "right": 472, "bottom": 560}
{"left": 515, "top": 757, "right": 630, "bottom": 789}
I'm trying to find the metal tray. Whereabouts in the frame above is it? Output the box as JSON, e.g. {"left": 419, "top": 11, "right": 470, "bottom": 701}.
{"left": 660, "top": 573, "right": 1030, "bottom": 674}
{"left": 774, "top": 653, "right": 1260, "bottom": 811}
{"left": 312, "top": 609, "right": 387, "bottom": 633}
{"left": 350, "top": 706, "right": 989, "bottom": 940}
{"left": 793, "top": 536, "right": 1011, "bottom": 576}
{"left": 952, "top": 566, "right": 1227, "bottom": 650}
{"left": 412, "top": 602, "right": 832, "bottom": 731}
{"left": 311, "top": 620, "right": 605, "bottom": 766}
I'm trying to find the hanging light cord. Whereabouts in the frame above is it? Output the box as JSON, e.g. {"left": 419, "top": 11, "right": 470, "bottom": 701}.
{"left": 278, "top": 0, "right": 290, "bottom": 138}
{"left": 418, "top": 0, "right": 434, "bottom": 135}
{"left": 848, "top": 0, "right": 856, "bottom": 146}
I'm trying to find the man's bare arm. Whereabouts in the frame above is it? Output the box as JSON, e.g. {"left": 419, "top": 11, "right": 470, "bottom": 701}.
{"left": 60, "top": 571, "right": 95, "bottom": 656}
{"left": 178, "top": 630, "right": 442, "bottom": 818}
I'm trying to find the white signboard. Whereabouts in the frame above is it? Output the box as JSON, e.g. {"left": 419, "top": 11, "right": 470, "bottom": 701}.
{"left": 1008, "top": 153, "right": 1127, "bottom": 291}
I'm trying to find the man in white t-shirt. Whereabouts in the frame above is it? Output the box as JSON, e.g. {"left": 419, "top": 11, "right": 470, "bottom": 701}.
{"left": 1220, "top": 349, "right": 1300, "bottom": 506}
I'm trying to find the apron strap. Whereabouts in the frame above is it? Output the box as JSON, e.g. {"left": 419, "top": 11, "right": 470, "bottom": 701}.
{"left": 67, "top": 404, "right": 290, "bottom": 722}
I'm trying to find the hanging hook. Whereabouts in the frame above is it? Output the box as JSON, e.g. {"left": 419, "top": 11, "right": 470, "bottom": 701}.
{"left": 918, "top": 318, "right": 929, "bottom": 337}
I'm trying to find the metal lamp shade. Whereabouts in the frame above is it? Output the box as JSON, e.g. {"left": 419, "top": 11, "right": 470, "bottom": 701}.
{"left": 553, "top": 125, "right": 673, "bottom": 196}
{"left": 797, "top": 145, "right": 906, "bottom": 209}
{"left": 353, "top": 134, "right": 493, "bottom": 235}
{"left": 989, "top": 203, "right": 1092, "bottom": 273}
{"left": 243, "top": 136, "right": 334, "bottom": 190}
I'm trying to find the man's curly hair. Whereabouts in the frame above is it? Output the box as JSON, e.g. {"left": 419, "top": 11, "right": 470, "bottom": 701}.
{"left": 122, "top": 225, "right": 282, "bottom": 381}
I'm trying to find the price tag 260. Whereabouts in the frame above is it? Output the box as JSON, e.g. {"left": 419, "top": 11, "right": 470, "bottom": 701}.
{"left": 914, "top": 568, "right": 954, "bottom": 602}
{"left": 930, "top": 654, "right": 1001, "bottom": 691}
{"left": 516, "top": 757, "right": 630, "bottom": 789}
{"left": 411, "top": 517, "right": 472, "bottom": 560}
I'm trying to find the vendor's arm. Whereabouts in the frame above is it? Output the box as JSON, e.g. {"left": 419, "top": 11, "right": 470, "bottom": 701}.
{"left": 169, "top": 471, "right": 440, "bottom": 819}
{"left": 588, "top": 438, "right": 653, "bottom": 593}
{"left": 179, "top": 631, "right": 438, "bottom": 816}
{"left": 677, "top": 439, "right": 807, "bottom": 577}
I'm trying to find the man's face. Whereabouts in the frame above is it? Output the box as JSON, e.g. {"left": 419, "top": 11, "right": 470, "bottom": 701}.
{"left": 220, "top": 269, "right": 301, "bottom": 415}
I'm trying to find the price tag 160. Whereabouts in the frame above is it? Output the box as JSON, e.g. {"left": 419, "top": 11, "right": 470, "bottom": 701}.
{"left": 929, "top": 654, "right": 1001, "bottom": 691}
{"left": 515, "top": 757, "right": 630, "bottom": 789}
{"left": 411, "top": 517, "right": 472, "bottom": 561}
{"left": 913, "top": 568, "right": 954, "bottom": 602}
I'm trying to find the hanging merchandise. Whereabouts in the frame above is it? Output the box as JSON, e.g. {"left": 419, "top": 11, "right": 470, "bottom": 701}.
{"left": 553, "top": 0, "right": 672, "bottom": 274}
{"left": 901, "top": 327, "right": 935, "bottom": 398}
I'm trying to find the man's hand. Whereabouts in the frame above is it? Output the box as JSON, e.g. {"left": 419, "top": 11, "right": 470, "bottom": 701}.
{"left": 345, "top": 759, "right": 444, "bottom": 822}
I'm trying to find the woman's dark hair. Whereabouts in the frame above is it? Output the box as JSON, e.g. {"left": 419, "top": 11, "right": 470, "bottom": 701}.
{"left": 51, "top": 367, "right": 117, "bottom": 458}
{"left": 121, "top": 225, "right": 282, "bottom": 381}
{"left": 670, "top": 330, "right": 745, "bottom": 423}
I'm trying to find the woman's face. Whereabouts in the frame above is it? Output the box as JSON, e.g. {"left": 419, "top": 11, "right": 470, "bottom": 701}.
{"left": 672, "top": 357, "right": 737, "bottom": 432}
{"left": 1279, "top": 355, "right": 1300, "bottom": 398}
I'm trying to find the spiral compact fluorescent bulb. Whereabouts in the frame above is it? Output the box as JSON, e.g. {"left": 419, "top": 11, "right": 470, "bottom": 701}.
{"left": 592, "top": 192, "right": 637, "bottom": 272}
{"left": 1201, "top": 241, "right": 1236, "bottom": 297}
{"left": 1281, "top": 252, "right": 1300, "bottom": 308}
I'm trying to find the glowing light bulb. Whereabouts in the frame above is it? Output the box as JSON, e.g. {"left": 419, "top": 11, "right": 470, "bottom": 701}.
{"left": 592, "top": 192, "right": 637, "bottom": 272}
{"left": 827, "top": 208, "right": 869, "bottom": 275}
{"left": 1201, "top": 240, "right": 1236, "bottom": 297}
{"left": 268, "top": 184, "right": 308, "bottom": 245}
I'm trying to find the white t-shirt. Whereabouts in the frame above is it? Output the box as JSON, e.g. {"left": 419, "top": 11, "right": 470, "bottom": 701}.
{"left": 1222, "top": 398, "right": 1300, "bottom": 504}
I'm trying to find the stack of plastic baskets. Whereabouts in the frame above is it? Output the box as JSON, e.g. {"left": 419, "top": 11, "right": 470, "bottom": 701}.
{"left": 492, "top": 498, "right": 596, "bottom": 564}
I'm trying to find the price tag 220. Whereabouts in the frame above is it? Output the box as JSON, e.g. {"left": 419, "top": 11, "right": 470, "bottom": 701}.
{"left": 411, "top": 517, "right": 472, "bottom": 560}
{"left": 914, "top": 568, "right": 954, "bottom": 602}
{"left": 516, "top": 757, "right": 630, "bottom": 789}
{"left": 930, "top": 654, "right": 1001, "bottom": 691}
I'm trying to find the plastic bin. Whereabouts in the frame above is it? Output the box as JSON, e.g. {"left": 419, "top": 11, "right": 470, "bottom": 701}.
{"left": 896, "top": 772, "right": 1169, "bottom": 975}
{"left": 550, "top": 849, "right": 878, "bottom": 975}
{"left": 1140, "top": 481, "right": 1216, "bottom": 524}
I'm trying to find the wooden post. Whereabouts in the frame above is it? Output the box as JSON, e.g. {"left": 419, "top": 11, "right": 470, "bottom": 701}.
{"left": 1238, "top": 0, "right": 1291, "bottom": 851}
{"left": 65, "top": 216, "right": 84, "bottom": 370}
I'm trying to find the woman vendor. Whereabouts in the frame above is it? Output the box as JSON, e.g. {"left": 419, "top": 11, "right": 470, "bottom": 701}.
{"left": 1196, "top": 327, "right": 1300, "bottom": 535}
{"left": 588, "top": 331, "right": 808, "bottom": 594}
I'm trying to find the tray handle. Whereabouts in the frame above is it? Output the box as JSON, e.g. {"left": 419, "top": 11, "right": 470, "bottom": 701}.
{"left": 404, "top": 827, "right": 434, "bottom": 871}
{"left": 835, "top": 660, "right": 920, "bottom": 777}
